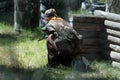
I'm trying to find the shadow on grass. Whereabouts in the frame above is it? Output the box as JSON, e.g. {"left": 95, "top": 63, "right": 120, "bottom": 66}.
{"left": 0, "top": 65, "right": 34, "bottom": 80}
{"left": 31, "top": 66, "right": 120, "bottom": 80}
{"left": 0, "top": 33, "right": 17, "bottom": 45}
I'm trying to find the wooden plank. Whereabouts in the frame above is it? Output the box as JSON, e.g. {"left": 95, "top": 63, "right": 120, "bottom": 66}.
{"left": 110, "top": 51, "right": 120, "bottom": 62}
{"left": 107, "top": 29, "right": 120, "bottom": 38}
{"left": 78, "top": 53, "right": 102, "bottom": 61}
{"left": 108, "top": 35, "right": 120, "bottom": 45}
{"left": 109, "top": 44, "right": 120, "bottom": 53}
{"left": 83, "top": 38, "right": 104, "bottom": 46}
{"left": 94, "top": 10, "right": 120, "bottom": 22}
{"left": 112, "top": 61, "right": 120, "bottom": 68}
{"left": 81, "top": 45, "right": 102, "bottom": 54}
{"left": 81, "top": 48, "right": 102, "bottom": 54}
{"left": 76, "top": 30, "right": 106, "bottom": 39}
{"left": 73, "top": 23, "right": 103, "bottom": 31}
{"left": 70, "top": 15, "right": 105, "bottom": 24}
{"left": 105, "top": 20, "right": 120, "bottom": 30}
{"left": 82, "top": 45, "right": 102, "bottom": 49}
{"left": 73, "top": 23, "right": 103, "bottom": 27}
{"left": 74, "top": 27, "right": 102, "bottom": 31}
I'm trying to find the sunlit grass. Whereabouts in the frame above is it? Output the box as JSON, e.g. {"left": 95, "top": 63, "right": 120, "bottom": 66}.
{"left": 0, "top": 23, "right": 47, "bottom": 69}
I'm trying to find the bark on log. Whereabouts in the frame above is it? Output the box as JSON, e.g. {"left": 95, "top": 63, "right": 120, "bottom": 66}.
{"left": 112, "top": 61, "right": 120, "bottom": 68}
{"left": 108, "top": 35, "right": 120, "bottom": 45}
{"left": 94, "top": 10, "right": 120, "bottom": 22}
{"left": 107, "top": 29, "right": 120, "bottom": 38}
{"left": 110, "top": 51, "right": 120, "bottom": 62}
{"left": 105, "top": 20, "right": 120, "bottom": 30}
{"left": 109, "top": 44, "right": 120, "bottom": 53}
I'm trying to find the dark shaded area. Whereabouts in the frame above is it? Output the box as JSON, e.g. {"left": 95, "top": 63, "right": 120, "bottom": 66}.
{"left": 0, "top": 0, "right": 14, "bottom": 12}
{"left": 69, "top": 0, "right": 84, "bottom": 11}
{"left": 0, "top": 34, "right": 17, "bottom": 45}
{"left": 0, "top": 65, "right": 34, "bottom": 80}
{"left": 0, "top": 12, "right": 14, "bottom": 25}
{"left": 0, "top": 0, "right": 14, "bottom": 24}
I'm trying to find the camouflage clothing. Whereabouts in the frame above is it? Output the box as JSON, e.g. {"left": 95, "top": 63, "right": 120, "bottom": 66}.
{"left": 42, "top": 16, "right": 83, "bottom": 67}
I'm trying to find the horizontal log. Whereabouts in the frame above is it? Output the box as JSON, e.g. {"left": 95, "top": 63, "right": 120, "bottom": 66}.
{"left": 76, "top": 30, "right": 105, "bottom": 39}
{"left": 69, "top": 14, "right": 105, "bottom": 23}
{"left": 110, "top": 51, "right": 120, "bottom": 62}
{"left": 108, "top": 35, "right": 120, "bottom": 45}
{"left": 107, "top": 29, "right": 120, "bottom": 38}
{"left": 74, "top": 27, "right": 102, "bottom": 31}
{"left": 105, "top": 20, "right": 120, "bottom": 30}
{"left": 109, "top": 44, "right": 120, "bottom": 53}
{"left": 73, "top": 23, "right": 103, "bottom": 27}
{"left": 94, "top": 10, "right": 120, "bottom": 22}
{"left": 78, "top": 53, "right": 102, "bottom": 61}
{"left": 83, "top": 38, "right": 104, "bottom": 46}
{"left": 82, "top": 45, "right": 102, "bottom": 49}
{"left": 81, "top": 48, "right": 102, "bottom": 54}
{"left": 73, "top": 24, "right": 104, "bottom": 31}
{"left": 112, "top": 61, "right": 120, "bottom": 68}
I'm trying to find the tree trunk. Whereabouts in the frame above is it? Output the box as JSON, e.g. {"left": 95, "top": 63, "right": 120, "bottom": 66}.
{"left": 69, "top": 0, "right": 83, "bottom": 11}
{"left": 14, "top": 0, "right": 40, "bottom": 31}
{"left": 106, "top": 0, "right": 120, "bottom": 14}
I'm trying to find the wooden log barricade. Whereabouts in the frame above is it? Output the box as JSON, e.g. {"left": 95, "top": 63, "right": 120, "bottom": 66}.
{"left": 94, "top": 10, "right": 120, "bottom": 68}
{"left": 70, "top": 14, "right": 106, "bottom": 60}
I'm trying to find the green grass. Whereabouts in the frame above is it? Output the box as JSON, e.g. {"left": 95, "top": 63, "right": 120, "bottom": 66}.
{"left": 0, "top": 13, "right": 120, "bottom": 80}
{"left": 0, "top": 22, "right": 120, "bottom": 80}
{"left": 0, "top": 23, "right": 47, "bottom": 69}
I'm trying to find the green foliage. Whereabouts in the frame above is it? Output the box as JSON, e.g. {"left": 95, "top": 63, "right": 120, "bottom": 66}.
{"left": 99, "top": 0, "right": 106, "bottom": 3}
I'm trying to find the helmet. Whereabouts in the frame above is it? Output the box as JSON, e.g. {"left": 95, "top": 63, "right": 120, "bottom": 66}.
{"left": 45, "top": 8, "right": 57, "bottom": 17}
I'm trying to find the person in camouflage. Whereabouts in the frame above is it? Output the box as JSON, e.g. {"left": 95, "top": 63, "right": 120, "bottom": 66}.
{"left": 42, "top": 8, "right": 83, "bottom": 68}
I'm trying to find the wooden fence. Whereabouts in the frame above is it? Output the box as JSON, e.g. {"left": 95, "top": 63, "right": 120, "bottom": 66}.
{"left": 70, "top": 11, "right": 120, "bottom": 68}
{"left": 94, "top": 10, "right": 120, "bottom": 68}
{"left": 69, "top": 14, "right": 107, "bottom": 61}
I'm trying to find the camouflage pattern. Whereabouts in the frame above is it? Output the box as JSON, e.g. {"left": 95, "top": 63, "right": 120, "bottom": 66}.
{"left": 43, "top": 16, "right": 83, "bottom": 67}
